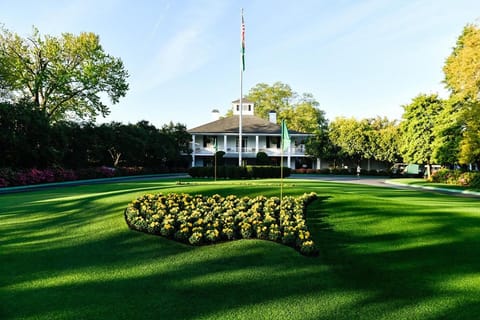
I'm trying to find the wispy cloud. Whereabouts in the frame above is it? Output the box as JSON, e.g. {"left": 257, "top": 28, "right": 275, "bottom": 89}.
{"left": 151, "top": 26, "right": 208, "bottom": 86}
{"left": 132, "top": 2, "right": 229, "bottom": 93}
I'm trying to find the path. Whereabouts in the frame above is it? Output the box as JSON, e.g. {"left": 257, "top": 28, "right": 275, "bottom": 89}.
{"left": 1, "top": 173, "right": 479, "bottom": 198}
{"left": 290, "top": 174, "right": 480, "bottom": 198}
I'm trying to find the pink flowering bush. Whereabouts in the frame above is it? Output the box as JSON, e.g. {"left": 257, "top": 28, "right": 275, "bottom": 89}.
{"left": 431, "top": 169, "right": 480, "bottom": 188}
{"left": 0, "top": 177, "right": 8, "bottom": 187}
{"left": 0, "top": 167, "right": 75, "bottom": 187}
{"left": 124, "top": 192, "right": 319, "bottom": 256}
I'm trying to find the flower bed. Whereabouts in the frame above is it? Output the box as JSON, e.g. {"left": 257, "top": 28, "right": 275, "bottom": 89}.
{"left": 124, "top": 192, "right": 319, "bottom": 256}
{"left": 431, "top": 169, "right": 480, "bottom": 188}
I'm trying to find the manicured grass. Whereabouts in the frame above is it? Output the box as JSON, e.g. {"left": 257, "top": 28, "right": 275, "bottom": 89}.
{"left": 398, "top": 178, "right": 480, "bottom": 192}
{"left": 1, "top": 178, "right": 480, "bottom": 319}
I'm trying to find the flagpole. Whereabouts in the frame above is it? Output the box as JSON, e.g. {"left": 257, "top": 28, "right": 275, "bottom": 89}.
{"left": 239, "top": 73, "right": 243, "bottom": 166}
{"left": 238, "top": 8, "right": 244, "bottom": 167}
{"left": 280, "top": 142, "right": 284, "bottom": 201}
{"left": 280, "top": 119, "right": 284, "bottom": 201}
{"left": 214, "top": 138, "right": 217, "bottom": 181}
{"left": 280, "top": 120, "right": 290, "bottom": 201}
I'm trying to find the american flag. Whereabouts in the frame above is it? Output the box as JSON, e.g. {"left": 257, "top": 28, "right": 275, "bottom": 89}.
{"left": 241, "top": 12, "right": 245, "bottom": 71}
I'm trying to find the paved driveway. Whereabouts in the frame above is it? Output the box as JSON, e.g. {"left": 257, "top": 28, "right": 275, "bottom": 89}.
{"left": 290, "top": 174, "right": 480, "bottom": 198}
{"left": 290, "top": 174, "right": 394, "bottom": 188}
{"left": 2, "top": 173, "right": 478, "bottom": 198}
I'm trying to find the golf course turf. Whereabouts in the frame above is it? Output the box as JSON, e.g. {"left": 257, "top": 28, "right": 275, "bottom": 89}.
{"left": 1, "top": 178, "right": 479, "bottom": 319}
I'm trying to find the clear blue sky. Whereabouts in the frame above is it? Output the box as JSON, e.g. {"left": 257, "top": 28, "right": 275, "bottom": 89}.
{"left": 1, "top": 0, "right": 479, "bottom": 129}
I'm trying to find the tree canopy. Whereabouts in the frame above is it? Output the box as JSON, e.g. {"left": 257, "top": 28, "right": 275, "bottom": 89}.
{"left": 247, "top": 82, "right": 294, "bottom": 120}
{"left": 443, "top": 23, "right": 480, "bottom": 165}
{"left": 444, "top": 24, "right": 480, "bottom": 100}
{"left": 399, "top": 94, "right": 445, "bottom": 165}
{"left": 0, "top": 25, "right": 129, "bottom": 122}
{"left": 329, "top": 117, "right": 370, "bottom": 163}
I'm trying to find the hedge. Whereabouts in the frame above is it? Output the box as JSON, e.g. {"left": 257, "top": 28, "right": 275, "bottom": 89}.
{"left": 188, "top": 166, "right": 291, "bottom": 179}
{"left": 431, "top": 169, "right": 480, "bottom": 188}
{"left": 0, "top": 166, "right": 186, "bottom": 188}
{"left": 293, "top": 168, "right": 389, "bottom": 176}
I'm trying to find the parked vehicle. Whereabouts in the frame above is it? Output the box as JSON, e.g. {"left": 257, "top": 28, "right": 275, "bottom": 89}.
{"left": 390, "top": 163, "right": 407, "bottom": 176}
{"left": 423, "top": 164, "right": 442, "bottom": 177}
{"left": 390, "top": 163, "right": 425, "bottom": 178}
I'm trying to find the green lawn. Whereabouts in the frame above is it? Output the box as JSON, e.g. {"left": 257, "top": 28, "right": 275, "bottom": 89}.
{"left": 396, "top": 178, "right": 480, "bottom": 193}
{"left": 1, "top": 178, "right": 479, "bottom": 319}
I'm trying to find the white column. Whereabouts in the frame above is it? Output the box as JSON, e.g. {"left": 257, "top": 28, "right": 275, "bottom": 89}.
{"left": 191, "top": 135, "right": 196, "bottom": 167}
{"left": 255, "top": 135, "right": 259, "bottom": 153}
{"left": 224, "top": 135, "right": 227, "bottom": 152}
{"left": 287, "top": 144, "right": 291, "bottom": 168}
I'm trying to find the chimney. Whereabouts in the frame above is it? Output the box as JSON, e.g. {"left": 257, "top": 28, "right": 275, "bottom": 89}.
{"left": 211, "top": 109, "right": 220, "bottom": 121}
{"left": 268, "top": 110, "right": 277, "bottom": 124}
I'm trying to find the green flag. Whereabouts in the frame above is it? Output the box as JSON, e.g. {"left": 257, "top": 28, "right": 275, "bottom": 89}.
{"left": 281, "top": 120, "right": 290, "bottom": 152}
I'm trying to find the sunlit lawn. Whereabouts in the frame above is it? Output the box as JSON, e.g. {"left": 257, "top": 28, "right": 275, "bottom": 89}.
{"left": 1, "top": 178, "right": 479, "bottom": 319}
{"left": 397, "top": 178, "right": 480, "bottom": 193}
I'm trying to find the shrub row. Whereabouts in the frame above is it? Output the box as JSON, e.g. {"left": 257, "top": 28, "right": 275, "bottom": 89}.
{"left": 188, "top": 166, "right": 291, "bottom": 179}
{"left": 124, "top": 192, "right": 319, "bottom": 256}
{"left": 430, "top": 169, "right": 480, "bottom": 188}
{"left": 0, "top": 167, "right": 77, "bottom": 187}
{"left": 294, "top": 168, "right": 389, "bottom": 176}
{"left": 0, "top": 166, "right": 185, "bottom": 188}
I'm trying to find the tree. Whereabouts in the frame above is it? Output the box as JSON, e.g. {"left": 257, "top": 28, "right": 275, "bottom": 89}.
{"left": 443, "top": 23, "right": 480, "bottom": 166}
{"left": 256, "top": 151, "right": 270, "bottom": 165}
{"left": 215, "top": 151, "right": 226, "bottom": 166}
{"left": 367, "top": 117, "right": 401, "bottom": 164}
{"left": 281, "top": 96, "right": 323, "bottom": 133}
{"left": 51, "top": 121, "right": 97, "bottom": 169}
{"left": 328, "top": 117, "right": 369, "bottom": 163}
{"left": 458, "top": 100, "right": 480, "bottom": 165}
{"left": 161, "top": 122, "right": 191, "bottom": 154}
{"left": 399, "top": 94, "right": 445, "bottom": 176}
{"left": 0, "top": 25, "right": 129, "bottom": 122}
{"left": 246, "top": 82, "right": 334, "bottom": 164}
{"left": 444, "top": 24, "right": 480, "bottom": 100}
{"left": 247, "top": 82, "right": 294, "bottom": 120}
{"left": 0, "top": 101, "right": 54, "bottom": 168}
{"left": 431, "top": 98, "right": 463, "bottom": 165}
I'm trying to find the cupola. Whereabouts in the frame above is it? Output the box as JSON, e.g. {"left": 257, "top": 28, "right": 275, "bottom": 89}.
{"left": 231, "top": 98, "right": 255, "bottom": 115}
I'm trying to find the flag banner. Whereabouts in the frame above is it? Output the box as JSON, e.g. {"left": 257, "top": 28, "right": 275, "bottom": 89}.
{"left": 241, "top": 12, "right": 245, "bottom": 71}
{"left": 281, "top": 120, "right": 290, "bottom": 152}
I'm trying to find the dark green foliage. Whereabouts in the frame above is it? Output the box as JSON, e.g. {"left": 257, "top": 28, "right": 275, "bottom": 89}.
{"left": 215, "top": 151, "right": 226, "bottom": 166}
{"left": 0, "top": 102, "right": 56, "bottom": 168}
{"left": 246, "top": 165, "right": 291, "bottom": 178}
{"left": 0, "top": 102, "right": 190, "bottom": 171}
{"left": 256, "top": 151, "right": 270, "bottom": 165}
{"left": 400, "top": 94, "right": 445, "bottom": 169}
{"left": 188, "top": 166, "right": 291, "bottom": 179}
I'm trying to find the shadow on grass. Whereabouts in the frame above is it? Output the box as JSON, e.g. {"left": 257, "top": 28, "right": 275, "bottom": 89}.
{"left": 0, "top": 181, "right": 333, "bottom": 319}
{"left": 1, "top": 180, "right": 480, "bottom": 319}
{"left": 309, "top": 183, "right": 480, "bottom": 319}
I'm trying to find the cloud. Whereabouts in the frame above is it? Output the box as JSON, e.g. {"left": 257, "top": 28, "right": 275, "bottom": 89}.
{"left": 154, "top": 26, "right": 208, "bottom": 83}
{"left": 131, "top": 1, "right": 229, "bottom": 93}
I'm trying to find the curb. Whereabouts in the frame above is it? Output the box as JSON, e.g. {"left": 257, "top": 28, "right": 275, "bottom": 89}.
{"left": 0, "top": 173, "right": 189, "bottom": 195}
{"left": 384, "top": 179, "right": 480, "bottom": 197}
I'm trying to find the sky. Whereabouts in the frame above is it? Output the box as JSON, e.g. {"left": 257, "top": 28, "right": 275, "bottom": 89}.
{"left": 1, "top": 0, "right": 480, "bottom": 129}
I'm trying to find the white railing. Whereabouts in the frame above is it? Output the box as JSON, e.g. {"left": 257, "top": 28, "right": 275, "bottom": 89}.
{"left": 193, "top": 145, "right": 307, "bottom": 156}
